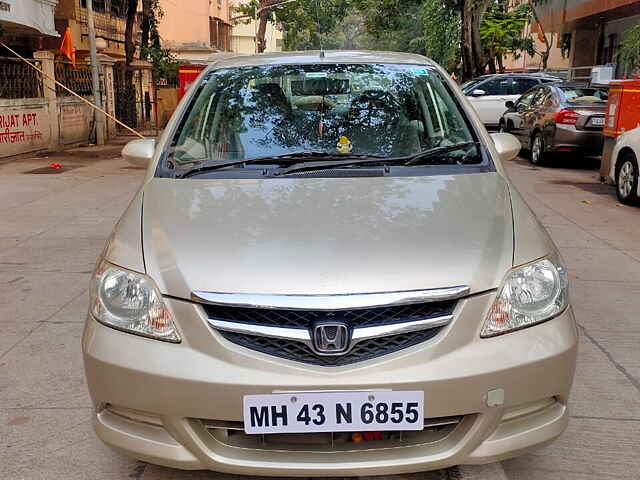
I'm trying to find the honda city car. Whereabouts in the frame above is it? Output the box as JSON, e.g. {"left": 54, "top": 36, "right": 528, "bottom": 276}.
{"left": 83, "top": 51, "right": 578, "bottom": 475}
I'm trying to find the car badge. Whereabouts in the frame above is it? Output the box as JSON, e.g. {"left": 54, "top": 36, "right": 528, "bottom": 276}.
{"left": 311, "top": 321, "right": 350, "bottom": 355}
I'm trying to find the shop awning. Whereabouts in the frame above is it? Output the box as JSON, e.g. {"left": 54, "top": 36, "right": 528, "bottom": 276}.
{"left": 0, "top": 0, "right": 59, "bottom": 37}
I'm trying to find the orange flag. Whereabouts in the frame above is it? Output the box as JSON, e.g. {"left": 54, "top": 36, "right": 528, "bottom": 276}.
{"left": 59, "top": 27, "right": 76, "bottom": 66}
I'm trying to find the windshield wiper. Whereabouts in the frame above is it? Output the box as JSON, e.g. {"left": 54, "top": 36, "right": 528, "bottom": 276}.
{"left": 176, "top": 151, "right": 348, "bottom": 178}
{"left": 272, "top": 142, "right": 482, "bottom": 176}
{"left": 402, "top": 142, "right": 482, "bottom": 166}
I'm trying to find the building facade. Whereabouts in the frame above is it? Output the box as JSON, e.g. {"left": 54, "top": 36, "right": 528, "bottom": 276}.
{"left": 158, "top": 0, "right": 233, "bottom": 63}
{"left": 536, "top": 0, "right": 640, "bottom": 80}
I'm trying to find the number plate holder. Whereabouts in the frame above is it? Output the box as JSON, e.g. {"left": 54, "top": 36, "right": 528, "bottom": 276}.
{"left": 243, "top": 391, "right": 424, "bottom": 434}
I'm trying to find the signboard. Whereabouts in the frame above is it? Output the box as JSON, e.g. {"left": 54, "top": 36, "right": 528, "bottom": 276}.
{"left": 0, "top": 0, "right": 59, "bottom": 37}
{"left": 0, "top": 104, "right": 50, "bottom": 157}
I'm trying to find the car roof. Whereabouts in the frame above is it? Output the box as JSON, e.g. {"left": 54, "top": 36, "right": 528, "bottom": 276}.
{"left": 203, "top": 50, "right": 435, "bottom": 72}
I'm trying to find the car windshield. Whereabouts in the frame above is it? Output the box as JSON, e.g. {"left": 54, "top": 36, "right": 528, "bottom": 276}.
{"left": 170, "top": 63, "right": 476, "bottom": 167}
{"left": 560, "top": 87, "right": 608, "bottom": 104}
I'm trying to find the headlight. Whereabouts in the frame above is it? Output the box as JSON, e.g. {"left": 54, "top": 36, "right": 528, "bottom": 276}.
{"left": 90, "top": 260, "right": 181, "bottom": 342}
{"left": 481, "top": 257, "right": 568, "bottom": 337}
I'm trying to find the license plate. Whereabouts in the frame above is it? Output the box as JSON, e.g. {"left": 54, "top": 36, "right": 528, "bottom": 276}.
{"left": 243, "top": 391, "right": 424, "bottom": 434}
{"left": 591, "top": 117, "right": 605, "bottom": 126}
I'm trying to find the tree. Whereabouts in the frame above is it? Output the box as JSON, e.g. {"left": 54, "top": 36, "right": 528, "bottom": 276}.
{"left": 353, "top": 0, "right": 490, "bottom": 80}
{"left": 236, "top": 0, "right": 350, "bottom": 52}
{"left": 354, "top": 0, "right": 426, "bottom": 54}
{"left": 529, "top": 0, "right": 552, "bottom": 70}
{"left": 139, "top": 0, "right": 179, "bottom": 82}
{"left": 618, "top": 25, "right": 640, "bottom": 77}
{"left": 122, "top": 0, "right": 139, "bottom": 127}
{"left": 420, "top": 0, "right": 461, "bottom": 72}
{"left": 480, "top": 0, "right": 533, "bottom": 72}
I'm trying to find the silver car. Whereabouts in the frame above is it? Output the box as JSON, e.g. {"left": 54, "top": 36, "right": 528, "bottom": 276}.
{"left": 83, "top": 51, "right": 577, "bottom": 475}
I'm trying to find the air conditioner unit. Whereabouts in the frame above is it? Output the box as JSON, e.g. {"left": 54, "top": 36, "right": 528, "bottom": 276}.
{"left": 591, "top": 65, "right": 615, "bottom": 85}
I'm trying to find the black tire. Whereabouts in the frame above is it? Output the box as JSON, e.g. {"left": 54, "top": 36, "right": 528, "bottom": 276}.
{"left": 498, "top": 120, "right": 506, "bottom": 133}
{"left": 530, "top": 132, "right": 546, "bottom": 165}
{"left": 616, "top": 152, "right": 640, "bottom": 206}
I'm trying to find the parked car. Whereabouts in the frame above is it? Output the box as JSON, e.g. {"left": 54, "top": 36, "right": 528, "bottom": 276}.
{"left": 83, "top": 51, "right": 577, "bottom": 475}
{"left": 462, "top": 73, "right": 561, "bottom": 128}
{"left": 611, "top": 126, "right": 640, "bottom": 205}
{"left": 500, "top": 83, "right": 608, "bottom": 164}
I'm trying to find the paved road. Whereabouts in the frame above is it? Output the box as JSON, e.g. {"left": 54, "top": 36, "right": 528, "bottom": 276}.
{"left": 1, "top": 144, "right": 638, "bottom": 479}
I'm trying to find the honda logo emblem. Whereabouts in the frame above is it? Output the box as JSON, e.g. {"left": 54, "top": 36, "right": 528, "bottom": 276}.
{"left": 311, "top": 321, "right": 350, "bottom": 355}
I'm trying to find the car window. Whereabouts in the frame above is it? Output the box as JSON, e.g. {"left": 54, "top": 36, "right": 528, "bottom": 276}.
{"left": 478, "top": 78, "right": 511, "bottom": 95}
{"left": 512, "top": 78, "right": 539, "bottom": 95}
{"left": 461, "top": 79, "right": 483, "bottom": 93}
{"left": 170, "top": 63, "right": 477, "bottom": 166}
{"left": 530, "top": 88, "right": 548, "bottom": 106}
{"left": 516, "top": 88, "right": 539, "bottom": 107}
{"left": 560, "top": 87, "right": 608, "bottom": 104}
{"left": 543, "top": 91, "right": 558, "bottom": 107}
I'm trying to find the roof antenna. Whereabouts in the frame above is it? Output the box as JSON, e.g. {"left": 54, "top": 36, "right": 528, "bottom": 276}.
{"left": 314, "top": 0, "right": 325, "bottom": 58}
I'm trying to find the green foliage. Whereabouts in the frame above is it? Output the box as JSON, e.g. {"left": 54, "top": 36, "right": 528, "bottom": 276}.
{"left": 352, "top": 0, "right": 426, "bottom": 54}
{"left": 139, "top": 0, "right": 178, "bottom": 82}
{"left": 419, "top": 0, "right": 461, "bottom": 71}
{"left": 480, "top": 0, "right": 534, "bottom": 61}
{"left": 143, "top": 46, "right": 180, "bottom": 82}
{"left": 236, "top": 0, "right": 350, "bottom": 50}
{"left": 618, "top": 25, "right": 640, "bottom": 76}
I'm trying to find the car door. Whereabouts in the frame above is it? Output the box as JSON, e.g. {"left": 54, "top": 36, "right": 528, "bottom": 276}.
{"left": 521, "top": 87, "right": 548, "bottom": 144}
{"left": 507, "top": 88, "right": 539, "bottom": 146}
{"left": 539, "top": 89, "right": 561, "bottom": 148}
{"left": 466, "top": 77, "right": 512, "bottom": 126}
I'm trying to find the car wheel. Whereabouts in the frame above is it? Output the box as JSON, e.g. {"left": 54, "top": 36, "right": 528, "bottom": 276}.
{"left": 616, "top": 152, "right": 640, "bottom": 205}
{"left": 498, "top": 121, "right": 506, "bottom": 133}
{"left": 530, "top": 132, "right": 545, "bottom": 165}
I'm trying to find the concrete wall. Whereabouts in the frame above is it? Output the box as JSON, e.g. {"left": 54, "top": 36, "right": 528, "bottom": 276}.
{"left": 59, "top": 97, "right": 94, "bottom": 145}
{"left": 0, "top": 99, "right": 51, "bottom": 157}
{"left": 0, "top": 95, "right": 96, "bottom": 158}
{"left": 158, "top": 0, "right": 212, "bottom": 52}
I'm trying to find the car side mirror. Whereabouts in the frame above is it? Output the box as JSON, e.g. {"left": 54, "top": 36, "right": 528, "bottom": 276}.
{"left": 471, "top": 89, "right": 486, "bottom": 97}
{"left": 122, "top": 139, "right": 155, "bottom": 168}
{"left": 490, "top": 132, "right": 520, "bottom": 162}
{"left": 505, "top": 100, "right": 515, "bottom": 109}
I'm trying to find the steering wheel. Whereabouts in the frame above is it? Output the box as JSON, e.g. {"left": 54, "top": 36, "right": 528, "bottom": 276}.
{"left": 293, "top": 96, "right": 338, "bottom": 112}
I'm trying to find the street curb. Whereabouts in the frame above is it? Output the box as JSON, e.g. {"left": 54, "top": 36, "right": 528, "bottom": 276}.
{"left": 449, "top": 463, "right": 509, "bottom": 480}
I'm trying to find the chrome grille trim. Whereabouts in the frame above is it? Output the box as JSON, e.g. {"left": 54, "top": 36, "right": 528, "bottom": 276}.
{"left": 209, "top": 314, "right": 453, "bottom": 349}
{"left": 192, "top": 286, "right": 470, "bottom": 311}
{"left": 201, "top": 415, "right": 463, "bottom": 432}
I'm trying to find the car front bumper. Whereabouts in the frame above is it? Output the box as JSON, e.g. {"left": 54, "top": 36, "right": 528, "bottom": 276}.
{"left": 82, "top": 292, "right": 578, "bottom": 475}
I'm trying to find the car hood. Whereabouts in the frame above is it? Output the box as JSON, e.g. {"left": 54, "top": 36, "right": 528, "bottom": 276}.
{"left": 142, "top": 173, "right": 513, "bottom": 299}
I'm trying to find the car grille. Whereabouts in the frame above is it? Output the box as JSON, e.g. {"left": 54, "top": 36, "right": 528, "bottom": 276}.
{"left": 200, "top": 415, "right": 465, "bottom": 452}
{"left": 218, "top": 328, "right": 444, "bottom": 366}
{"left": 202, "top": 301, "right": 456, "bottom": 329}
{"left": 202, "top": 300, "right": 456, "bottom": 366}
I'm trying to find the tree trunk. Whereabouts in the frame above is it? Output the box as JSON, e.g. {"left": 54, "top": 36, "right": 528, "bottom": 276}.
{"left": 530, "top": 2, "right": 551, "bottom": 70}
{"left": 140, "top": 0, "right": 152, "bottom": 57}
{"left": 255, "top": 0, "right": 284, "bottom": 53}
{"left": 497, "top": 54, "right": 504, "bottom": 73}
{"left": 123, "top": 0, "right": 139, "bottom": 128}
{"left": 488, "top": 53, "right": 496, "bottom": 73}
{"left": 461, "top": 0, "right": 492, "bottom": 81}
